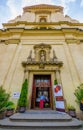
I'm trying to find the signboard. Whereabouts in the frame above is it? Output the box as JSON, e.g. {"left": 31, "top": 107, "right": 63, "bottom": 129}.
{"left": 54, "top": 84, "right": 65, "bottom": 112}
{"left": 55, "top": 101, "right": 65, "bottom": 109}
{"left": 12, "top": 92, "right": 20, "bottom": 98}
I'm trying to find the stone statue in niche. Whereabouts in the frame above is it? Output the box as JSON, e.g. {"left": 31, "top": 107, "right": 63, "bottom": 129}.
{"left": 40, "top": 50, "right": 46, "bottom": 62}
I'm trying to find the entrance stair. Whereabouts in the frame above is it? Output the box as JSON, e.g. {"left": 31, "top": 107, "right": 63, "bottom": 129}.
{"left": 0, "top": 110, "right": 82, "bottom": 130}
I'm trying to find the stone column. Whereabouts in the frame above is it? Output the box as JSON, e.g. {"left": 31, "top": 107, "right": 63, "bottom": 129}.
{"left": 24, "top": 66, "right": 29, "bottom": 80}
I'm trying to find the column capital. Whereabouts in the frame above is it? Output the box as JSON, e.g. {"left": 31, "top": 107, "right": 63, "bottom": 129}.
{"left": 55, "top": 68, "right": 60, "bottom": 73}
{"left": 65, "top": 39, "right": 80, "bottom": 44}
{"left": 24, "top": 68, "right": 29, "bottom": 80}
{"left": 55, "top": 68, "right": 61, "bottom": 84}
{"left": 5, "top": 39, "right": 20, "bottom": 44}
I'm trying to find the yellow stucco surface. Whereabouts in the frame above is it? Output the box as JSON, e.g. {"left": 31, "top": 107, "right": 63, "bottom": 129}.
{"left": 0, "top": 4, "right": 83, "bottom": 114}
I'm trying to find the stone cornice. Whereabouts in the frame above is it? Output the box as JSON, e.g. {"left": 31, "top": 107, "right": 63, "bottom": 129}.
{"left": 1, "top": 27, "right": 83, "bottom": 33}
{"left": 24, "top": 68, "right": 60, "bottom": 72}
{"left": 34, "top": 43, "right": 51, "bottom": 49}
{"left": 5, "top": 39, "right": 20, "bottom": 44}
{"left": 0, "top": 28, "right": 83, "bottom": 40}
{"left": 23, "top": 4, "right": 63, "bottom": 13}
{"left": 2, "top": 21, "right": 83, "bottom": 27}
{"left": 0, "top": 28, "right": 83, "bottom": 42}
{"left": 35, "top": 10, "right": 51, "bottom": 14}
{"left": 22, "top": 61, "right": 63, "bottom": 68}
{"left": 65, "top": 39, "right": 80, "bottom": 44}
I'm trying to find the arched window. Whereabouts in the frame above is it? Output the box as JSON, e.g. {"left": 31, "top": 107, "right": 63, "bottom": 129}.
{"left": 40, "top": 18, "right": 46, "bottom": 23}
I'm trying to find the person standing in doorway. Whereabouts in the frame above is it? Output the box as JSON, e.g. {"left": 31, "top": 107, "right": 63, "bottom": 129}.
{"left": 39, "top": 93, "right": 45, "bottom": 109}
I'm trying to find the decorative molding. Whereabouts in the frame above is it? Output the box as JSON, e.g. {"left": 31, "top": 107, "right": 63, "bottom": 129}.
{"left": 35, "top": 11, "right": 51, "bottom": 14}
{"left": 3, "top": 21, "right": 83, "bottom": 26}
{"left": 22, "top": 61, "right": 63, "bottom": 68}
{"left": 22, "top": 67, "right": 61, "bottom": 72}
{"left": 5, "top": 39, "right": 20, "bottom": 44}
{"left": 34, "top": 43, "right": 51, "bottom": 49}
{"left": 23, "top": 4, "right": 63, "bottom": 13}
{"left": 65, "top": 39, "right": 80, "bottom": 44}
{"left": 22, "top": 43, "right": 63, "bottom": 71}
{"left": 80, "top": 40, "right": 83, "bottom": 43}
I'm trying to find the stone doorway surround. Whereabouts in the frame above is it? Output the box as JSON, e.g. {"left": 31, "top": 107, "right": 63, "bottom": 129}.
{"left": 22, "top": 43, "right": 63, "bottom": 110}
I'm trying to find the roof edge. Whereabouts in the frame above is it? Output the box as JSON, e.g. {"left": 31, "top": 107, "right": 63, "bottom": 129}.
{"left": 23, "top": 4, "right": 63, "bottom": 13}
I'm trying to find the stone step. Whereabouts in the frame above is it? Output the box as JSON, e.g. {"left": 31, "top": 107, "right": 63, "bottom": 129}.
{"left": 9, "top": 112, "right": 72, "bottom": 122}
{"left": 0, "top": 111, "right": 82, "bottom": 130}
{"left": 0, "top": 118, "right": 82, "bottom": 129}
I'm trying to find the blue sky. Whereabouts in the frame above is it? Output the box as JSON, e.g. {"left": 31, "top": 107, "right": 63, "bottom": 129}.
{"left": 0, "top": 0, "right": 83, "bottom": 28}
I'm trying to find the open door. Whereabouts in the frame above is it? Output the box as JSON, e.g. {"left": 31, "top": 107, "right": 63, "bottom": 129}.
{"left": 31, "top": 75, "right": 53, "bottom": 109}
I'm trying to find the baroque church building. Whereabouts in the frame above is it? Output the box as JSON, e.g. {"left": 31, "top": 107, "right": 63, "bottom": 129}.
{"left": 0, "top": 4, "right": 83, "bottom": 113}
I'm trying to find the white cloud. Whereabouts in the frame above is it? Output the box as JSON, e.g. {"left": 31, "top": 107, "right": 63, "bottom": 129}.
{"left": 6, "top": 0, "right": 54, "bottom": 19}
{"left": 6, "top": 0, "right": 76, "bottom": 19}
{"left": 7, "top": 0, "right": 18, "bottom": 19}
{"left": 0, "top": 0, "right": 82, "bottom": 28}
{"left": 60, "top": 0, "right": 76, "bottom": 14}
{"left": 81, "top": 0, "right": 83, "bottom": 7}
{"left": 0, "top": 0, "right": 54, "bottom": 28}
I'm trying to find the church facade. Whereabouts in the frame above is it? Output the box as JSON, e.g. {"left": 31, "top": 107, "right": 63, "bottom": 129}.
{"left": 0, "top": 4, "right": 83, "bottom": 113}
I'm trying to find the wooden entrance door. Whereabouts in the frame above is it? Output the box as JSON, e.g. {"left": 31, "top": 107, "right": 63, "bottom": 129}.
{"left": 31, "top": 75, "right": 53, "bottom": 109}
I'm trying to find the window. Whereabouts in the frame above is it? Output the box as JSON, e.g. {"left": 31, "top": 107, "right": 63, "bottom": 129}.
{"left": 40, "top": 17, "right": 46, "bottom": 23}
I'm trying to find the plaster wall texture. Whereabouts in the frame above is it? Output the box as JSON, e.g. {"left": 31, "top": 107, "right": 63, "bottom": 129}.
{"left": 0, "top": 38, "right": 82, "bottom": 112}
{"left": 0, "top": 4, "right": 83, "bottom": 113}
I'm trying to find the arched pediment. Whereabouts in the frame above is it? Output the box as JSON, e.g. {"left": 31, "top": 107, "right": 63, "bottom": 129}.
{"left": 34, "top": 43, "right": 51, "bottom": 50}
{"left": 34, "top": 43, "right": 51, "bottom": 62}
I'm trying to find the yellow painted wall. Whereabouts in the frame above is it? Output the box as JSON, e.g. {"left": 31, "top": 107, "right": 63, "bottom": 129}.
{"left": 0, "top": 38, "right": 82, "bottom": 113}
{"left": 0, "top": 4, "right": 83, "bottom": 114}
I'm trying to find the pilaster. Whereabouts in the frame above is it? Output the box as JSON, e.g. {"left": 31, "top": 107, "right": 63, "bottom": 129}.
{"left": 55, "top": 68, "right": 61, "bottom": 84}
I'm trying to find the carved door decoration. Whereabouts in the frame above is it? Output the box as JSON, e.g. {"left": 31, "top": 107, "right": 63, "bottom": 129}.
{"left": 22, "top": 43, "right": 63, "bottom": 110}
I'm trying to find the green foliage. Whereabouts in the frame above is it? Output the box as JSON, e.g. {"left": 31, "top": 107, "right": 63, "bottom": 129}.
{"left": 0, "top": 86, "right": 10, "bottom": 112}
{"left": 74, "top": 83, "right": 83, "bottom": 104}
{"left": 45, "top": 103, "right": 49, "bottom": 108}
{"left": 18, "top": 79, "right": 28, "bottom": 107}
{"left": 54, "top": 79, "right": 58, "bottom": 85}
{"left": 67, "top": 104, "right": 76, "bottom": 110}
{"left": 6, "top": 101, "right": 15, "bottom": 110}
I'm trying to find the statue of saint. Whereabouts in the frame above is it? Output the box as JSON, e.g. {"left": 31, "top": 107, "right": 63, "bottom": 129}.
{"left": 40, "top": 51, "right": 46, "bottom": 62}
